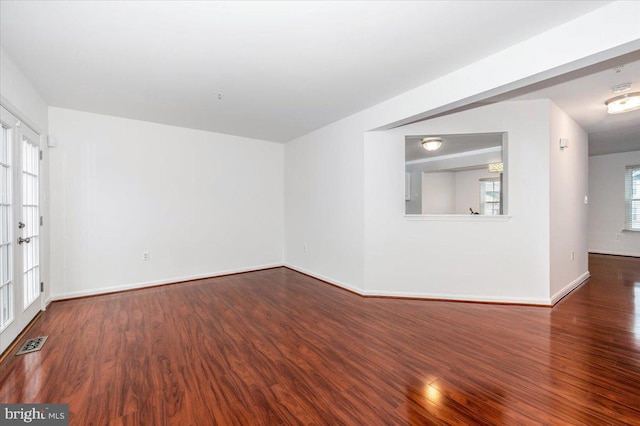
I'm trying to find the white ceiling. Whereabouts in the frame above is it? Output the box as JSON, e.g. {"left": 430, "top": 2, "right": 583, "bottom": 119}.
{"left": 0, "top": 1, "right": 609, "bottom": 143}
{"left": 508, "top": 56, "right": 640, "bottom": 156}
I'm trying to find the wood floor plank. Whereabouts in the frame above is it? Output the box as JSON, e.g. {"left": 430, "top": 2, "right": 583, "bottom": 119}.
{"left": 2, "top": 254, "right": 640, "bottom": 424}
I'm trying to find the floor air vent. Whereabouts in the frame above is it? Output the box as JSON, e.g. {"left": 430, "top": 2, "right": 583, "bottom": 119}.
{"left": 16, "top": 336, "right": 48, "bottom": 355}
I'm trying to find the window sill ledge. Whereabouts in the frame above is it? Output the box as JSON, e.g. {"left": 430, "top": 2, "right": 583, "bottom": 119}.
{"left": 622, "top": 229, "right": 640, "bottom": 233}
{"left": 404, "top": 214, "right": 512, "bottom": 222}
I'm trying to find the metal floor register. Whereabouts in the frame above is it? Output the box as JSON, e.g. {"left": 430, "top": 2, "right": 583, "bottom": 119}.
{"left": 15, "top": 336, "right": 48, "bottom": 355}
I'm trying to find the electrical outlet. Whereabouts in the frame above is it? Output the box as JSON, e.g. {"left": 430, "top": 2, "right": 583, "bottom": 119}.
{"left": 143, "top": 252, "right": 150, "bottom": 261}
{"left": 303, "top": 244, "right": 308, "bottom": 253}
{"left": 571, "top": 251, "right": 575, "bottom": 261}
{"left": 616, "top": 233, "right": 622, "bottom": 241}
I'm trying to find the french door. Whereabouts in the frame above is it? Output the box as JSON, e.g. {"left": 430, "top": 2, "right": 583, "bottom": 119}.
{"left": 0, "top": 106, "right": 41, "bottom": 354}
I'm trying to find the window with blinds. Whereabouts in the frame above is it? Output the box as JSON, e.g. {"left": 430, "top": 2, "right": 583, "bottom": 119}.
{"left": 625, "top": 165, "right": 640, "bottom": 231}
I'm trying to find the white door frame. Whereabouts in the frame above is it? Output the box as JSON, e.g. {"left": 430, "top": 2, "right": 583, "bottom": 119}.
{"left": 0, "top": 104, "right": 44, "bottom": 354}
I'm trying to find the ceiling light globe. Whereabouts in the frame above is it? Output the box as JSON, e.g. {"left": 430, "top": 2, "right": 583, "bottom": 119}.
{"left": 605, "top": 92, "right": 640, "bottom": 114}
{"left": 421, "top": 138, "right": 442, "bottom": 151}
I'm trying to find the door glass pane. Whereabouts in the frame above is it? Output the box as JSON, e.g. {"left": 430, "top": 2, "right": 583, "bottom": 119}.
{"left": 0, "top": 126, "right": 12, "bottom": 329}
{"left": 22, "top": 136, "right": 39, "bottom": 309}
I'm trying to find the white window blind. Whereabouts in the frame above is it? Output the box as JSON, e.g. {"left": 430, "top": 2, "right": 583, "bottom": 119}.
{"left": 625, "top": 165, "right": 640, "bottom": 231}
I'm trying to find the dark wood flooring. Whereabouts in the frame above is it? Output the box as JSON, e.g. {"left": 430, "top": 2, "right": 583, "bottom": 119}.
{"left": 1, "top": 254, "right": 640, "bottom": 424}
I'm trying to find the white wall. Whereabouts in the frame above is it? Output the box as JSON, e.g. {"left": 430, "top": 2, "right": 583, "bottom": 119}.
{"left": 284, "top": 2, "right": 640, "bottom": 302}
{"left": 454, "top": 169, "right": 495, "bottom": 215}
{"left": 284, "top": 117, "right": 366, "bottom": 292}
{"left": 0, "top": 47, "right": 51, "bottom": 305}
{"left": 48, "top": 107, "right": 284, "bottom": 299}
{"left": 364, "top": 100, "right": 552, "bottom": 303}
{"left": 422, "top": 172, "right": 455, "bottom": 214}
{"left": 589, "top": 150, "right": 640, "bottom": 257}
{"left": 549, "top": 102, "right": 589, "bottom": 301}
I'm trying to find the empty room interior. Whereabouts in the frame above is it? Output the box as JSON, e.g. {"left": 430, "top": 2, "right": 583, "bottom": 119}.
{"left": 1, "top": 1, "right": 640, "bottom": 424}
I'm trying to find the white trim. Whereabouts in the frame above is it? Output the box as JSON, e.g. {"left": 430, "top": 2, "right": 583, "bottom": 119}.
{"left": 0, "top": 97, "right": 43, "bottom": 135}
{"left": 405, "top": 214, "right": 511, "bottom": 222}
{"left": 0, "top": 318, "right": 14, "bottom": 333}
{"left": 283, "top": 263, "right": 364, "bottom": 295}
{"left": 22, "top": 293, "right": 40, "bottom": 312}
{"left": 51, "top": 263, "right": 284, "bottom": 301}
{"left": 589, "top": 249, "right": 640, "bottom": 258}
{"left": 284, "top": 263, "right": 550, "bottom": 305}
{"left": 48, "top": 262, "right": 591, "bottom": 307}
{"left": 550, "top": 271, "right": 590, "bottom": 305}
{"left": 405, "top": 146, "right": 501, "bottom": 166}
{"left": 361, "top": 289, "right": 551, "bottom": 306}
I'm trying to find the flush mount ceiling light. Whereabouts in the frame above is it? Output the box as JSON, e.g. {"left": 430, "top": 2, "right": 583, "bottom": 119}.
{"left": 605, "top": 92, "right": 640, "bottom": 114}
{"left": 421, "top": 137, "right": 442, "bottom": 151}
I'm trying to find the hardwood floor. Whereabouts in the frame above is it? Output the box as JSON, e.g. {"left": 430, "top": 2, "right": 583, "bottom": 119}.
{"left": 1, "top": 254, "right": 640, "bottom": 424}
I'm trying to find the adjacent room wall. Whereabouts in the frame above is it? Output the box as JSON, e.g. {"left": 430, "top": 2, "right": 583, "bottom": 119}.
{"left": 48, "top": 107, "right": 284, "bottom": 299}
{"left": 454, "top": 169, "right": 496, "bottom": 215}
{"left": 405, "top": 170, "right": 422, "bottom": 214}
{"left": 363, "top": 100, "right": 552, "bottom": 304}
{"left": 421, "top": 172, "right": 455, "bottom": 214}
{"left": 549, "top": 102, "right": 589, "bottom": 302}
{"left": 589, "top": 150, "right": 640, "bottom": 257}
{"left": 0, "top": 47, "right": 51, "bottom": 305}
{"left": 419, "top": 168, "right": 500, "bottom": 215}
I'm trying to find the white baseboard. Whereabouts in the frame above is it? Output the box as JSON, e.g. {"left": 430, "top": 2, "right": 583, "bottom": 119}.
{"left": 284, "top": 263, "right": 551, "bottom": 305}
{"left": 361, "top": 289, "right": 551, "bottom": 306}
{"left": 550, "top": 271, "right": 590, "bottom": 305}
{"left": 283, "top": 263, "right": 364, "bottom": 295}
{"left": 51, "top": 263, "right": 284, "bottom": 301}
{"left": 43, "top": 297, "right": 53, "bottom": 310}
{"left": 589, "top": 249, "right": 640, "bottom": 258}
{"left": 50, "top": 263, "right": 590, "bottom": 307}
